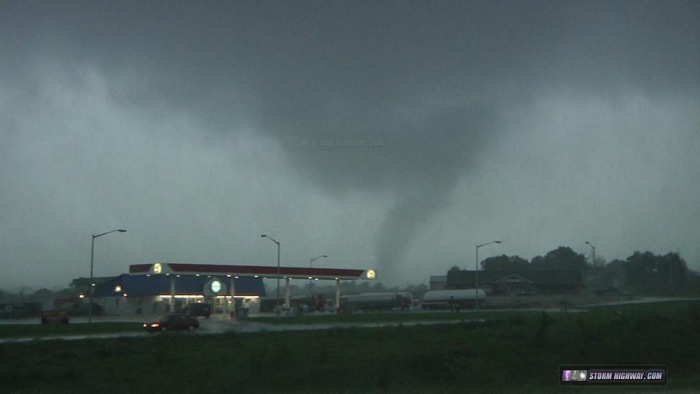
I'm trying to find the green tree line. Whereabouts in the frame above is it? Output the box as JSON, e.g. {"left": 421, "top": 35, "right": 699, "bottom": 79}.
{"left": 448, "top": 246, "right": 698, "bottom": 296}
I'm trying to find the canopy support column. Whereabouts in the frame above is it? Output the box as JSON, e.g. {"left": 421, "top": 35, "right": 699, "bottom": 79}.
{"left": 335, "top": 278, "right": 341, "bottom": 314}
{"left": 169, "top": 275, "right": 176, "bottom": 312}
{"left": 285, "top": 277, "right": 291, "bottom": 309}
{"left": 230, "top": 276, "right": 236, "bottom": 319}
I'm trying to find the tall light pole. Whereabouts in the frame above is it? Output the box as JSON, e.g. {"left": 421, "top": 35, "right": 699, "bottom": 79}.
{"left": 585, "top": 241, "right": 596, "bottom": 269}
{"left": 261, "top": 234, "right": 281, "bottom": 311}
{"left": 475, "top": 240, "right": 501, "bottom": 311}
{"left": 89, "top": 229, "right": 127, "bottom": 323}
{"left": 309, "top": 255, "right": 328, "bottom": 299}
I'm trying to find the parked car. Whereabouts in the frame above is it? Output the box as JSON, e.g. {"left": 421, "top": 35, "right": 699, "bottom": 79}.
{"left": 41, "top": 310, "right": 70, "bottom": 325}
{"left": 143, "top": 313, "right": 199, "bottom": 333}
{"left": 183, "top": 303, "right": 212, "bottom": 319}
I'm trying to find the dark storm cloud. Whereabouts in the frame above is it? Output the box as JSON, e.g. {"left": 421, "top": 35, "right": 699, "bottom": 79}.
{"left": 1, "top": 1, "right": 699, "bottom": 287}
{"left": 8, "top": 1, "right": 698, "bottom": 115}
{"left": 5, "top": 1, "right": 698, "bottom": 127}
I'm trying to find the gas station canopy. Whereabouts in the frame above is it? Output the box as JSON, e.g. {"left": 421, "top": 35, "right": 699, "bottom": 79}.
{"left": 129, "top": 263, "right": 375, "bottom": 281}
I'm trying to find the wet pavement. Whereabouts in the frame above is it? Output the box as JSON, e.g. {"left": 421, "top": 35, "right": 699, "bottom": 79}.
{"left": 0, "top": 314, "right": 485, "bottom": 343}
{"left": 580, "top": 296, "right": 700, "bottom": 307}
{"left": 200, "top": 317, "right": 488, "bottom": 334}
{"left": 2, "top": 298, "right": 697, "bottom": 344}
{"left": 0, "top": 331, "right": 150, "bottom": 343}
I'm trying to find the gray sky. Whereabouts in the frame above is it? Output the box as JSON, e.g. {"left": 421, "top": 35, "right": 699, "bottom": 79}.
{"left": 1, "top": 1, "right": 699, "bottom": 291}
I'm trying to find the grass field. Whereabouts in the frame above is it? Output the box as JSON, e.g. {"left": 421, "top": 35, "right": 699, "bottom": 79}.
{"left": 0, "top": 301, "right": 698, "bottom": 393}
{"left": 0, "top": 322, "right": 142, "bottom": 339}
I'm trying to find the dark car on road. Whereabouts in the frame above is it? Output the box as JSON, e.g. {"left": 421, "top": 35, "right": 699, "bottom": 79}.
{"left": 143, "top": 313, "right": 200, "bottom": 333}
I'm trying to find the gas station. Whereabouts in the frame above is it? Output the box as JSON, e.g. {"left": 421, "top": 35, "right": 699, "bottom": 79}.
{"left": 125, "top": 262, "right": 376, "bottom": 316}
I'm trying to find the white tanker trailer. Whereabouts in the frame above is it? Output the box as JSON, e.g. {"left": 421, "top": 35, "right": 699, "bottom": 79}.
{"left": 421, "top": 289, "right": 486, "bottom": 310}
{"left": 341, "top": 292, "right": 413, "bottom": 312}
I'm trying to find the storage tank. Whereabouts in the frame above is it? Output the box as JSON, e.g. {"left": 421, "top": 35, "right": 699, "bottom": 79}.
{"left": 341, "top": 292, "right": 412, "bottom": 312}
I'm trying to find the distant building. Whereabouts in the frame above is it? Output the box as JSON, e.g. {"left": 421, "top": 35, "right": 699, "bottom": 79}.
{"left": 70, "top": 276, "right": 115, "bottom": 295}
{"left": 429, "top": 276, "right": 447, "bottom": 290}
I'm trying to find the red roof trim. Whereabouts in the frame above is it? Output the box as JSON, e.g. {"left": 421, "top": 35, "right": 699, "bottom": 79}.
{"left": 130, "top": 264, "right": 151, "bottom": 273}
{"left": 129, "top": 263, "right": 366, "bottom": 279}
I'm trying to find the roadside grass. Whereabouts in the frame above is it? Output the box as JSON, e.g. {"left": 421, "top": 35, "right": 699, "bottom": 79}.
{"left": 0, "top": 301, "right": 698, "bottom": 393}
{"left": 248, "top": 309, "right": 547, "bottom": 325}
{"left": 0, "top": 322, "right": 143, "bottom": 339}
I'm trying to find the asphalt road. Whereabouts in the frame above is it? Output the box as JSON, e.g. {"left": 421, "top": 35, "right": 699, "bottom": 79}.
{"left": 2, "top": 297, "right": 698, "bottom": 343}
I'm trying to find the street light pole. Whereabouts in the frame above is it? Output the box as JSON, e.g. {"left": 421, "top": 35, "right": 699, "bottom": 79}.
{"left": 309, "top": 255, "right": 328, "bottom": 268}
{"left": 89, "top": 229, "right": 126, "bottom": 323}
{"left": 261, "top": 234, "right": 281, "bottom": 312}
{"left": 309, "top": 255, "right": 328, "bottom": 300}
{"left": 475, "top": 240, "right": 501, "bottom": 311}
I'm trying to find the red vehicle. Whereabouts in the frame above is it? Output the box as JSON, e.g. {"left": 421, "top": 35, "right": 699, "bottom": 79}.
{"left": 41, "top": 310, "right": 70, "bottom": 325}
{"left": 143, "top": 313, "right": 199, "bottom": 333}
